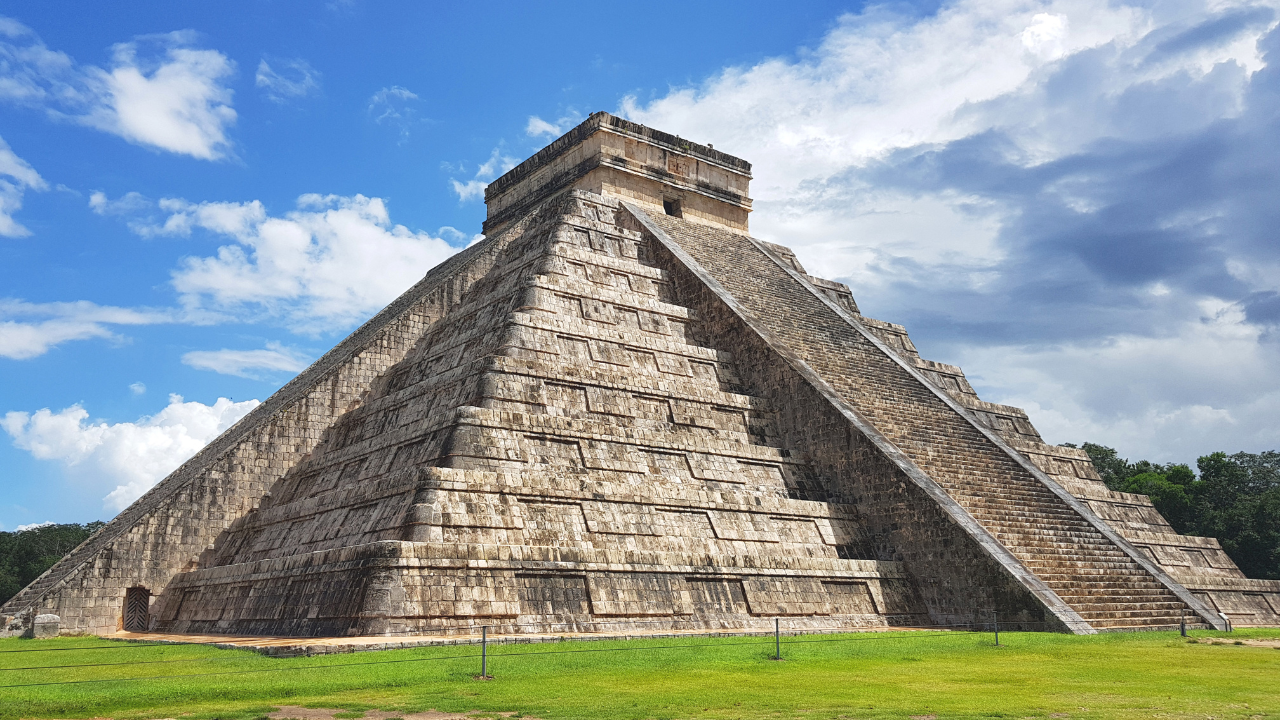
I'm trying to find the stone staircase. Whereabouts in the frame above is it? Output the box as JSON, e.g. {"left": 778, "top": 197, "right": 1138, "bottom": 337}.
{"left": 635, "top": 207, "right": 1212, "bottom": 632}
{"left": 952, "top": 477, "right": 1193, "bottom": 629}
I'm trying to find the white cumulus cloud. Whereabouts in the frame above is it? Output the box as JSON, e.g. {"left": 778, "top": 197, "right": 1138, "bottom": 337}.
{"left": 106, "top": 193, "right": 463, "bottom": 331}
{"left": 1022, "top": 12, "right": 1070, "bottom": 59}
{"left": 2, "top": 394, "right": 259, "bottom": 512}
{"left": 13, "top": 521, "right": 54, "bottom": 532}
{"left": 182, "top": 342, "right": 311, "bottom": 378}
{"left": 0, "top": 20, "right": 236, "bottom": 160}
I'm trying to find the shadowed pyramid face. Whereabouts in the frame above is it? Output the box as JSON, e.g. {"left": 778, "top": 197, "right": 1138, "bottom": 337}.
{"left": 8, "top": 113, "right": 1268, "bottom": 640}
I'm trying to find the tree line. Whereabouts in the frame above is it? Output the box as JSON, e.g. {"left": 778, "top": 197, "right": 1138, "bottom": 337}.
{"left": 1073, "top": 445, "right": 1279, "bottom": 580}
{"left": 0, "top": 522, "right": 103, "bottom": 606}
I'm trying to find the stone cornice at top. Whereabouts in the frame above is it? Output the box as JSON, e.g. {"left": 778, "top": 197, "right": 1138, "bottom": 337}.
{"left": 484, "top": 112, "right": 752, "bottom": 203}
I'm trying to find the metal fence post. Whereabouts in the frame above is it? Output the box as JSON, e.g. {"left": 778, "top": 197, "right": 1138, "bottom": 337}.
{"left": 774, "top": 618, "right": 781, "bottom": 660}
{"left": 993, "top": 609, "right": 1000, "bottom": 647}
{"left": 481, "top": 625, "right": 488, "bottom": 679}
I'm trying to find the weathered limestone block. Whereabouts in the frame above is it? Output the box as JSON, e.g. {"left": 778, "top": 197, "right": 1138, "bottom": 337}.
{"left": 31, "top": 614, "right": 60, "bottom": 638}
{"left": 0, "top": 610, "right": 30, "bottom": 638}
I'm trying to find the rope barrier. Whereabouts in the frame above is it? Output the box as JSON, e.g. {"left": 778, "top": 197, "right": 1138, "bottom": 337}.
{"left": 0, "top": 651, "right": 482, "bottom": 689}
{"left": 0, "top": 643, "right": 173, "bottom": 654}
{"left": 0, "top": 619, "right": 1029, "bottom": 654}
{"left": 0, "top": 628, "right": 996, "bottom": 687}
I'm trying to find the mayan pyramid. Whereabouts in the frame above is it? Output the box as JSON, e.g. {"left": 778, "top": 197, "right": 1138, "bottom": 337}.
{"left": 6, "top": 113, "right": 1278, "bottom": 638}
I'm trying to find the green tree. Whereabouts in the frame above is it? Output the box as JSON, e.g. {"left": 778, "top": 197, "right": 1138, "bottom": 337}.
{"left": 1194, "top": 452, "right": 1280, "bottom": 580}
{"left": 1079, "top": 442, "right": 1132, "bottom": 489}
{"left": 1078, "top": 444, "right": 1279, "bottom": 581}
{"left": 1118, "top": 471, "right": 1197, "bottom": 531}
{"left": 0, "top": 522, "right": 104, "bottom": 605}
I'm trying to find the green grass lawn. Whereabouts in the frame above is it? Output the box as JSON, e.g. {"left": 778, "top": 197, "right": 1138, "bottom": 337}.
{"left": 0, "top": 628, "right": 1276, "bottom": 720}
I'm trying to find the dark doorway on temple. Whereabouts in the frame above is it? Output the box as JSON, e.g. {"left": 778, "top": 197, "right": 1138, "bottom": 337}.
{"left": 124, "top": 586, "right": 150, "bottom": 632}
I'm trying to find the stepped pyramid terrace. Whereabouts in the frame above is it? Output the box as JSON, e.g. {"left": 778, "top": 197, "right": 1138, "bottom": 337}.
{"left": 5, "top": 112, "right": 1278, "bottom": 640}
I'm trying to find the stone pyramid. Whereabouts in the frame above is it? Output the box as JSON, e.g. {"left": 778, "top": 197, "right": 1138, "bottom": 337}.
{"left": 7, "top": 113, "right": 1278, "bottom": 638}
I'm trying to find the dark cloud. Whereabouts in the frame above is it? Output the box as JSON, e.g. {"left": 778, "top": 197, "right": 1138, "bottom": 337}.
{"left": 628, "top": 0, "right": 1280, "bottom": 460}
{"left": 838, "top": 22, "right": 1280, "bottom": 351}
{"left": 1243, "top": 291, "right": 1280, "bottom": 325}
{"left": 1152, "top": 6, "right": 1275, "bottom": 59}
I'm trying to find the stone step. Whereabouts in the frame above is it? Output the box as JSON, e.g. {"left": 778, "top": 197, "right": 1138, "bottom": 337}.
{"left": 1050, "top": 588, "right": 1172, "bottom": 600}
{"left": 989, "top": 526, "right": 1111, "bottom": 540}
{"left": 946, "top": 479, "right": 1063, "bottom": 494}
{"left": 949, "top": 483, "right": 1074, "bottom": 498}
{"left": 1048, "top": 580, "right": 1171, "bottom": 592}
{"left": 955, "top": 496, "right": 1072, "bottom": 511}
{"left": 973, "top": 522, "right": 1101, "bottom": 539}
{"left": 982, "top": 520, "right": 1091, "bottom": 532}
{"left": 1068, "top": 601, "right": 1187, "bottom": 613}
{"left": 990, "top": 525, "right": 1115, "bottom": 538}
{"left": 1018, "top": 550, "right": 1144, "bottom": 564}
{"left": 964, "top": 506, "right": 1091, "bottom": 522}
{"left": 1073, "top": 604, "right": 1187, "bottom": 617}
{"left": 1053, "top": 588, "right": 1179, "bottom": 602}
{"left": 1095, "top": 617, "right": 1213, "bottom": 627}
{"left": 1041, "top": 581, "right": 1169, "bottom": 595}
{"left": 987, "top": 528, "right": 1115, "bottom": 546}
{"left": 1034, "top": 577, "right": 1168, "bottom": 588}
{"left": 1019, "top": 562, "right": 1138, "bottom": 575}
{"left": 999, "top": 543, "right": 1128, "bottom": 556}
{"left": 1044, "top": 586, "right": 1160, "bottom": 596}
{"left": 1022, "top": 558, "right": 1149, "bottom": 571}
{"left": 963, "top": 506, "right": 1091, "bottom": 521}
{"left": 997, "top": 537, "right": 1123, "bottom": 552}
{"left": 1012, "top": 556, "right": 1134, "bottom": 567}
{"left": 951, "top": 487, "right": 1067, "bottom": 503}
{"left": 1011, "top": 553, "right": 1134, "bottom": 567}
{"left": 1036, "top": 576, "right": 1169, "bottom": 589}
{"left": 1087, "top": 615, "right": 1194, "bottom": 628}
{"left": 976, "top": 516, "right": 1089, "bottom": 529}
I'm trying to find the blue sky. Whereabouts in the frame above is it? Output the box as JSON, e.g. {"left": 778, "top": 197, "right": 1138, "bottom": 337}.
{"left": 2, "top": 0, "right": 1279, "bottom": 530}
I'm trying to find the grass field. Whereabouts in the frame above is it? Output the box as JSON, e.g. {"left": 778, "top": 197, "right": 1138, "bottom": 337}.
{"left": 1, "top": 628, "right": 1277, "bottom": 720}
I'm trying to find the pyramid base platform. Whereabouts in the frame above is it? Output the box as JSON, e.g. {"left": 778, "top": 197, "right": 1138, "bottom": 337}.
{"left": 153, "top": 539, "right": 934, "bottom": 638}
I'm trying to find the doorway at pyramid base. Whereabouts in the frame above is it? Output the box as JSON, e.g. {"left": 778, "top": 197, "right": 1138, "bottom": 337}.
{"left": 152, "top": 467, "right": 932, "bottom": 638}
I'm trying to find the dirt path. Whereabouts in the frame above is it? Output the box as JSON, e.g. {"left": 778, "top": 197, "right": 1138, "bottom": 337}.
{"left": 1195, "top": 638, "right": 1280, "bottom": 649}
{"left": 268, "top": 708, "right": 527, "bottom": 720}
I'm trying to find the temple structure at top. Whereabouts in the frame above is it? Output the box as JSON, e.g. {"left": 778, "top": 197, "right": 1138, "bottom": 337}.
{"left": 482, "top": 113, "right": 752, "bottom": 235}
